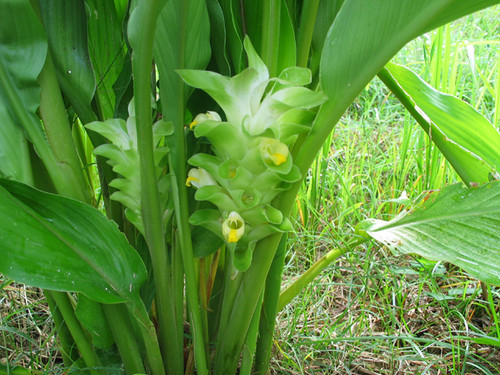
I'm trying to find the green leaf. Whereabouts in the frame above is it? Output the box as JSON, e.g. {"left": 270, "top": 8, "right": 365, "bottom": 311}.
{"left": 380, "top": 62, "right": 500, "bottom": 184}
{"left": 310, "top": 0, "right": 343, "bottom": 77}
{"left": 299, "top": 0, "right": 500, "bottom": 177}
{"left": 0, "top": 0, "right": 46, "bottom": 184}
{"left": 153, "top": 0, "right": 211, "bottom": 119}
{"left": 218, "top": 0, "right": 245, "bottom": 73}
{"left": 361, "top": 181, "right": 500, "bottom": 286}
{"left": 85, "top": 0, "right": 127, "bottom": 120}
{"left": 275, "top": 1, "right": 297, "bottom": 73}
{"left": 206, "top": 0, "right": 231, "bottom": 75}
{"left": 39, "top": 0, "right": 97, "bottom": 123}
{"left": 0, "top": 179, "right": 147, "bottom": 304}
{"left": 191, "top": 225, "right": 224, "bottom": 258}
{"left": 320, "top": 0, "right": 500, "bottom": 110}
{"left": 0, "top": 81, "right": 32, "bottom": 186}
{"left": 75, "top": 295, "right": 114, "bottom": 349}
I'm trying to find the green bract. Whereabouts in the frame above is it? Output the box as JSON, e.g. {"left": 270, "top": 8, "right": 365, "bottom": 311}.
{"left": 180, "top": 38, "right": 326, "bottom": 271}
{"left": 86, "top": 104, "right": 173, "bottom": 234}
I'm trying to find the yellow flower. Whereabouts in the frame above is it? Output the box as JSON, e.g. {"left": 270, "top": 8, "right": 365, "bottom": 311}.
{"left": 185, "top": 168, "right": 217, "bottom": 188}
{"left": 222, "top": 211, "right": 245, "bottom": 243}
{"left": 189, "top": 111, "right": 222, "bottom": 129}
{"left": 259, "top": 138, "right": 289, "bottom": 166}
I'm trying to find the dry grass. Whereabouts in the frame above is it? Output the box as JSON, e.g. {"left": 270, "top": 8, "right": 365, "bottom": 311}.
{"left": 271, "top": 239, "right": 500, "bottom": 375}
{"left": 0, "top": 278, "right": 61, "bottom": 371}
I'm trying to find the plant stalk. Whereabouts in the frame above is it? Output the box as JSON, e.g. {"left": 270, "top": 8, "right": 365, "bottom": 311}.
{"left": 159, "top": 0, "right": 210, "bottom": 372}
{"left": 103, "top": 304, "right": 146, "bottom": 374}
{"left": 130, "top": 1, "right": 181, "bottom": 373}
{"left": 253, "top": 234, "right": 288, "bottom": 375}
{"left": 49, "top": 291, "right": 104, "bottom": 375}
{"left": 261, "top": 0, "right": 281, "bottom": 77}
{"left": 278, "top": 239, "right": 365, "bottom": 311}
{"left": 296, "top": 0, "right": 320, "bottom": 68}
{"left": 44, "top": 292, "right": 77, "bottom": 367}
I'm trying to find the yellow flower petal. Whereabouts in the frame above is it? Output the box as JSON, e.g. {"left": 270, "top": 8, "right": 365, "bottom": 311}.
{"left": 260, "top": 138, "right": 289, "bottom": 166}
{"left": 189, "top": 111, "right": 222, "bottom": 130}
{"left": 185, "top": 176, "right": 199, "bottom": 187}
{"left": 222, "top": 211, "right": 245, "bottom": 243}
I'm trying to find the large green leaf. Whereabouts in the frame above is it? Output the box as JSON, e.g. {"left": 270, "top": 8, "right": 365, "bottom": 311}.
{"left": 0, "top": 0, "right": 46, "bottom": 184}
{"left": 379, "top": 62, "right": 500, "bottom": 185}
{"left": 39, "top": 0, "right": 97, "bottom": 123}
{"left": 0, "top": 179, "right": 147, "bottom": 304}
{"left": 361, "top": 181, "right": 500, "bottom": 286}
{"left": 320, "top": 0, "right": 500, "bottom": 109}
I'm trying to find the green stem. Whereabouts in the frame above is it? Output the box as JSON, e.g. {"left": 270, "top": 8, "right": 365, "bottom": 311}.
{"left": 253, "top": 234, "right": 288, "bottom": 375}
{"left": 103, "top": 304, "right": 146, "bottom": 374}
{"left": 45, "top": 292, "right": 77, "bottom": 367}
{"left": 48, "top": 292, "right": 104, "bottom": 375}
{"left": 37, "top": 50, "right": 91, "bottom": 204}
{"left": 213, "top": 233, "right": 283, "bottom": 374}
{"left": 130, "top": 2, "right": 181, "bottom": 373}
{"left": 278, "top": 239, "right": 365, "bottom": 311}
{"left": 239, "top": 292, "right": 264, "bottom": 375}
{"left": 216, "top": 255, "right": 244, "bottom": 342}
{"left": 261, "top": 0, "right": 281, "bottom": 77}
{"left": 128, "top": 302, "right": 166, "bottom": 375}
{"left": 170, "top": 153, "right": 209, "bottom": 374}
{"left": 161, "top": 1, "right": 209, "bottom": 372}
{"left": 296, "top": 0, "right": 320, "bottom": 68}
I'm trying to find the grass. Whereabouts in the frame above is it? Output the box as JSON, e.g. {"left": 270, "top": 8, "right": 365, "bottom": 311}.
{"left": 0, "top": 280, "right": 61, "bottom": 372}
{"left": 273, "top": 5, "right": 500, "bottom": 374}
{"left": 1, "top": 5, "right": 499, "bottom": 375}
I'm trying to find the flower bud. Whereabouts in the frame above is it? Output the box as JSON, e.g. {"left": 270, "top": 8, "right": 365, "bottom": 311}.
{"left": 186, "top": 168, "right": 218, "bottom": 188}
{"left": 222, "top": 211, "right": 245, "bottom": 243}
{"left": 189, "top": 111, "right": 222, "bottom": 129}
{"left": 259, "top": 138, "right": 289, "bottom": 166}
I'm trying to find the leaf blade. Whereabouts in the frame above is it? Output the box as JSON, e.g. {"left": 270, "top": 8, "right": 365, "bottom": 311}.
{"left": 39, "top": 0, "right": 97, "bottom": 122}
{"left": 0, "top": 0, "right": 46, "bottom": 184}
{"left": 0, "top": 179, "right": 147, "bottom": 304}
{"left": 362, "top": 181, "right": 500, "bottom": 286}
{"left": 380, "top": 63, "right": 500, "bottom": 183}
